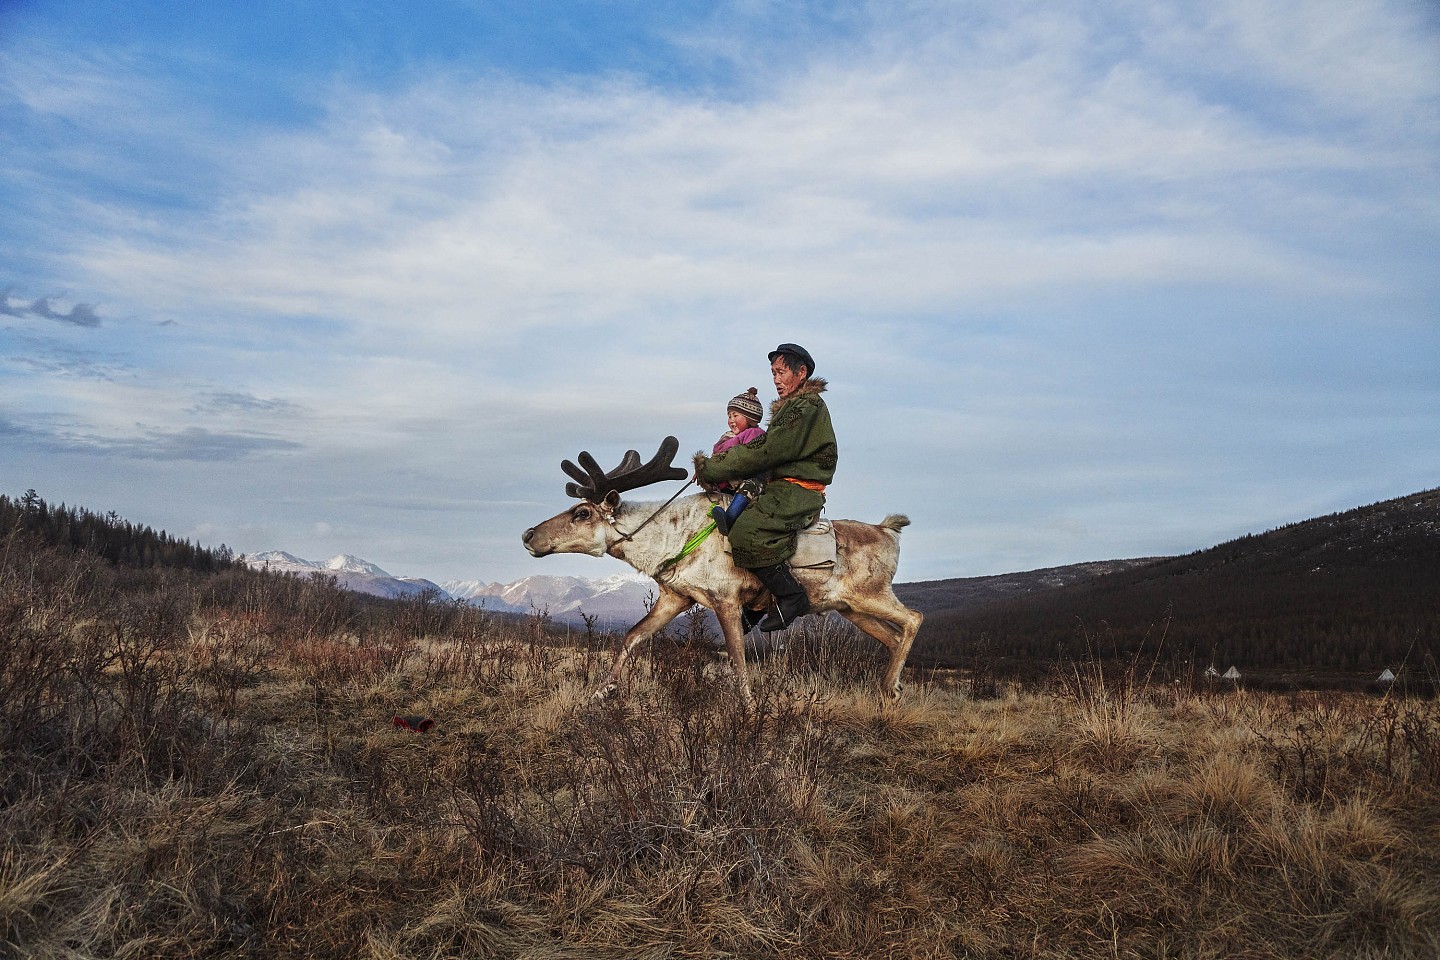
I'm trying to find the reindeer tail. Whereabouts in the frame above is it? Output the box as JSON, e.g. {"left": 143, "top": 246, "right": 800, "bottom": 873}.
{"left": 879, "top": 514, "right": 911, "bottom": 532}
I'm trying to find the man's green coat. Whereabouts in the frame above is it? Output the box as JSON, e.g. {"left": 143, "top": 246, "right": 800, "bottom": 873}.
{"left": 698, "top": 378, "right": 838, "bottom": 568}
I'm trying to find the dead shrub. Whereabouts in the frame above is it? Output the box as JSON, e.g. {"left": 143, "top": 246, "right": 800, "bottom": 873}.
{"left": 4, "top": 534, "right": 1439, "bottom": 959}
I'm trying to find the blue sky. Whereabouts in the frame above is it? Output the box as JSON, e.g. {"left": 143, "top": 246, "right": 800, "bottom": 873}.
{"left": 3, "top": 0, "right": 1437, "bottom": 586}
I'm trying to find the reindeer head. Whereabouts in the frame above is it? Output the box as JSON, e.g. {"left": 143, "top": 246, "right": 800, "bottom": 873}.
{"left": 523, "top": 493, "right": 620, "bottom": 557}
{"left": 522, "top": 437, "right": 687, "bottom": 558}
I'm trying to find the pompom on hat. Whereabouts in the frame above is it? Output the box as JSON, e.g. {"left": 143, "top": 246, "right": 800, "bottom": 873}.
{"left": 727, "top": 387, "right": 765, "bottom": 425}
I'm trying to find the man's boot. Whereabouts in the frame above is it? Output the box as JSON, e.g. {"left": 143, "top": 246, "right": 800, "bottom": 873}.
{"left": 751, "top": 562, "right": 811, "bottom": 632}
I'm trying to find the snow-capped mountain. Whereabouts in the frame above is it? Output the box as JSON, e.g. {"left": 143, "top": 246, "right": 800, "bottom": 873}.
{"left": 443, "top": 573, "right": 656, "bottom": 627}
{"left": 245, "top": 551, "right": 655, "bottom": 624}
{"left": 323, "top": 554, "right": 391, "bottom": 577}
{"left": 245, "top": 551, "right": 445, "bottom": 601}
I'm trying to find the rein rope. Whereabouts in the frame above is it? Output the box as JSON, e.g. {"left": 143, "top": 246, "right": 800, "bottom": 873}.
{"left": 611, "top": 477, "right": 728, "bottom": 579}
{"left": 611, "top": 476, "right": 698, "bottom": 546}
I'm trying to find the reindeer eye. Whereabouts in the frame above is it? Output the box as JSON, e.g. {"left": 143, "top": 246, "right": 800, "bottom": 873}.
{"left": 574, "top": 507, "right": 591, "bottom": 521}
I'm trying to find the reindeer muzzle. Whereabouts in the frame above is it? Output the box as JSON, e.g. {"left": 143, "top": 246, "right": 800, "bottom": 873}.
{"left": 522, "top": 527, "right": 549, "bottom": 556}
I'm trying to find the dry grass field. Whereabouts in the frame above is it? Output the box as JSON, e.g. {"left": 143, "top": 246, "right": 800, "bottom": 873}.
{"left": 4, "top": 541, "right": 1439, "bottom": 958}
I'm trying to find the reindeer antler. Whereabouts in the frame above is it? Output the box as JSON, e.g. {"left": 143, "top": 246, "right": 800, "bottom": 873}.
{"left": 562, "top": 436, "right": 688, "bottom": 500}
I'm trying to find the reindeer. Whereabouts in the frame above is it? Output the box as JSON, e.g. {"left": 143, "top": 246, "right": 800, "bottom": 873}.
{"left": 522, "top": 437, "right": 923, "bottom": 706}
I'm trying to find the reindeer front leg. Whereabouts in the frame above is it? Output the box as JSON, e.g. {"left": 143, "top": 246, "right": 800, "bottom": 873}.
{"left": 594, "top": 587, "right": 695, "bottom": 701}
{"left": 714, "top": 601, "right": 756, "bottom": 711}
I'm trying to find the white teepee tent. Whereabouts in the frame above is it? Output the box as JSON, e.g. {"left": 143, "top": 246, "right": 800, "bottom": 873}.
{"left": 1223, "top": 666, "right": 1241, "bottom": 680}
{"left": 1378, "top": 668, "right": 1396, "bottom": 683}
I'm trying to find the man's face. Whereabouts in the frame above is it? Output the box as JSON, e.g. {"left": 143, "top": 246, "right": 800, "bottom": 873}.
{"left": 771, "top": 356, "right": 807, "bottom": 399}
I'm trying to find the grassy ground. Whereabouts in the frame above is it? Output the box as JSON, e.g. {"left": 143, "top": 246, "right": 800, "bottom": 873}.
{"left": 3, "top": 543, "right": 1439, "bottom": 958}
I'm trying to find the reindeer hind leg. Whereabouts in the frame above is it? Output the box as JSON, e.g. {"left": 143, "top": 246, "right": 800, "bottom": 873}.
{"left": 842, "top": 594, "right": 923, "bottom": 699}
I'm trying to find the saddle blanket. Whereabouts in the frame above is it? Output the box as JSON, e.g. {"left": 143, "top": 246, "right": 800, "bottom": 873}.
{"left": 791, "top": 518, "right": 837, "bottom": 569}
{"left": 719, "top": 515, "right": 836, "bottom": 569}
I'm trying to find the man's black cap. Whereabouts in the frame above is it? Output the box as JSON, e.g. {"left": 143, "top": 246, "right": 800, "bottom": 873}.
{"left": 768, "top": 343, "right": 815, "bottom": 376}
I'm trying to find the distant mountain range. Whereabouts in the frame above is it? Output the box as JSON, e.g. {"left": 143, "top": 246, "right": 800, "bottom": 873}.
{"left": 243, "top": 551, "right": 657, "bottom": 626}
{"left": 443, "top": 574, "right": 658, "bottom": 627}
{"left": 244, "top": 551, "right": 446, "bottom": 601}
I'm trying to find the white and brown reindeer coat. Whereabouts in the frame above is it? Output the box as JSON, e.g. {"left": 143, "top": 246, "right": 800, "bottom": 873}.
{"left": 522, "top": 437, "right": 922, "bottom": 706}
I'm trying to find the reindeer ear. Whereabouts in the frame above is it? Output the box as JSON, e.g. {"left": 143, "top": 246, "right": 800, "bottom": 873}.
{"left": 604, "top": 490, "right": 622, "bottom": 509}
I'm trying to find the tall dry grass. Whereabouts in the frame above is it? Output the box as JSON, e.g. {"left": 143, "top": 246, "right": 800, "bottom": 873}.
{"left": 3, "top": 536, "right": 1439, "bottom": 958}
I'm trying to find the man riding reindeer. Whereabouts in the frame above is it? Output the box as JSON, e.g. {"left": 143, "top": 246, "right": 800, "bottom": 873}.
{"left": 525, "top": 341, "right": 919, "bottom": 704}
{"left": 695, "top": 343, "right": 836, "bottom": 634}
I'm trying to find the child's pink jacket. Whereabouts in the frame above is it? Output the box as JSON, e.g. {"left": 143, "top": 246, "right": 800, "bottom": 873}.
{"left": 711, "top": 426, "right": 765, "bottom": 492}
{"left": 712, "top": 426, "right": 765, "bottom": 456}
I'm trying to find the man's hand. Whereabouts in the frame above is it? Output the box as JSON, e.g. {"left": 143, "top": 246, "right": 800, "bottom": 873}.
{"left": 692, "top": 452, "right": 718, "bottom": 492}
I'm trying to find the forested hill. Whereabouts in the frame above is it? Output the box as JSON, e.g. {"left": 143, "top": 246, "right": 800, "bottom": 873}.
{"left": 895, "top": 559, "right": 1165, "bottom": 616}
{"left": 913, "top": 487, "right": 1440, "bottom": 673}
{"left": 0, "top": 489, "right": 236, "bottom": 574}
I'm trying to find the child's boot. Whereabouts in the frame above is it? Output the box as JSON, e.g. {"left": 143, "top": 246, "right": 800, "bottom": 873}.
{"left": 711, "top": 492, "right": 749, "bottom": 535}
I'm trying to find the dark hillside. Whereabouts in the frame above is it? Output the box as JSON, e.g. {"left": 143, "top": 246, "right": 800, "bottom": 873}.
{"left": 895, "top": 558, "right": 1165, "bottom": 615}
{"left": 914, "top": 488, "right": 1440, "bottom": 674}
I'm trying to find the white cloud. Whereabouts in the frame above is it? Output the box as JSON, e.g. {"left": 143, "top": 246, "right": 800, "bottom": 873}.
{"left": 53, "top": 3, "right": 1428, "bottom": 361}
{"left": 1167, "top": 0, "right": 1440, "bottom": 131}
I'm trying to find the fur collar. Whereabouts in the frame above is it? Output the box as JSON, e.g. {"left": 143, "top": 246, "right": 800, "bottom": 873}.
{"left": 770, "top": 377, "right": 827, "bottom": 416}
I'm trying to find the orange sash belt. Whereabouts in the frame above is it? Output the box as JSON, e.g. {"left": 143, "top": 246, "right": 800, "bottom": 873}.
{"left": 780, "top": 477, "right": 827, "bottom": 493}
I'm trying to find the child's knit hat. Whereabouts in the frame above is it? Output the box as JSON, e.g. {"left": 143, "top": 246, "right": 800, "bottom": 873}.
{"left": 727, "top": 387, "right": 764, "bottom": 425}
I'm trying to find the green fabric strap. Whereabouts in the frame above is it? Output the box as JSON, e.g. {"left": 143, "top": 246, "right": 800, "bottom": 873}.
{"left": 657, "top": 520, "right": 717, "bottom": 573}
